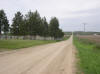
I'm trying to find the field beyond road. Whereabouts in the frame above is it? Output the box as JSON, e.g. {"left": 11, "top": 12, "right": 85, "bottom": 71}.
{"left": 0, "top": 35, "right": 76, "bottom": 74}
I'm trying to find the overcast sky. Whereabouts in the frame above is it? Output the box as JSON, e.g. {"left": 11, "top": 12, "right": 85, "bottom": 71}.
{"left": 0, "top": 0, "right": 100, "bottom": 32}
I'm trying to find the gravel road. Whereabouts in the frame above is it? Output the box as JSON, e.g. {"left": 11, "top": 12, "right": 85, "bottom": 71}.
{"left": 0, "top": 35, "right": 76, "bottom": 74}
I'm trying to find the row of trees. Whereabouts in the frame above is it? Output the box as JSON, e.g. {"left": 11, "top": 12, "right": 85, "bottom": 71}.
{"left": 0, "top": 10, "right": 64, "bottom": 39}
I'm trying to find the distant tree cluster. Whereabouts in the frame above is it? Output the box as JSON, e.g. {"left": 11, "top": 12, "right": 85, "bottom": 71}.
{"left": 0, "top": 10, "right": 64, "bottom": 39}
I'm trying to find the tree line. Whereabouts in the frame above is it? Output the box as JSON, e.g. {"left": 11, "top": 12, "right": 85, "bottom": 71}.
{"left": 0, "top": 10, "right": 64, "bottom": 39}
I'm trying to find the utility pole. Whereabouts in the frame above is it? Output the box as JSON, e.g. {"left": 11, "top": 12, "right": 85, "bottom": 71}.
{"left": 83, "top": 23, "right": 87, "bottom": 32}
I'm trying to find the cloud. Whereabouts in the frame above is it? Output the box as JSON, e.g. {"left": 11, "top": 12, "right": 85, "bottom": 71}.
{"left": 0, "top": 0, "right": 100, "bottom": 31}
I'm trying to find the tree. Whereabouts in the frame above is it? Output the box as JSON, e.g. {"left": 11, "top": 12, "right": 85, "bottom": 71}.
{"left": 49, "top": 17, "right": 59, "bottom": 38}
{"left": 9, "top": 10, "right": 64, "bottom": 39}
{"left": 0, "top": 10, "right": 9, "bottom": 35}
{"left": 40, "top": 17, "right": 48, "bottom": 37}
{"left": 25, "top": 10, "right": 42, "bottom": 36}
{"left": 56, "top": 29, "right": 64, "bottom": 38}
{"left": 20, "top": 18, "right": 28, "bottom": 35}
{"left": 11, "top": 11, "right": 23, "bottom": 35}
{"left": 49, "top": 17, "right": 64, "bottom": 39}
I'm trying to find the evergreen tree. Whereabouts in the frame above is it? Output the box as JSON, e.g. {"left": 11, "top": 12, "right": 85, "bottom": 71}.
{"left": 49, "top": 17, "right": 59, "bottom": 38}
{"left": 21, "top": 18, "right": 28, "bottom": 35}
{"left": 49, "top": 17, "right": 64, "bottom": 39}
{"left": 0, "top": 10, "right": 9, "bottom": 35}
{"left": 26, "top": 10, "right": 41, "bottom": 36}
{"left": 56, "top": 29, "right": 64, "bottom": 38}
{"left": 41, "top": 17, "right": 48, "bottom": 37}
{"left": 11, "top": 11, "right": 23, "bottom": 35}
{"left": 8, "top": 10, "right": 64, "bottom": 39}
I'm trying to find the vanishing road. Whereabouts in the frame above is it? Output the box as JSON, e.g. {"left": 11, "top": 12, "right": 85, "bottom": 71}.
{"left": 0, "top": 36, "right": 76, "bottom": 74}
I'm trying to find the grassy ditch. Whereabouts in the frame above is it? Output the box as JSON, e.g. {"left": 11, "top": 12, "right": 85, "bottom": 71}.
{"left": 74, "top": 36, "right": 100, "bottom": 74}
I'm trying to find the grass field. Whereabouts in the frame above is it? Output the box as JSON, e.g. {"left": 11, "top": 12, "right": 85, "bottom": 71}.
{"left": 77, "top": 35, "right": 100, "bottom": 43}
{"left": 0, "top": 40, "right": 57, "bottom": 51}
{"left": 73, "top": 32, "right": 100, "bottom": 35}
{"left": 0, "top": 36, "right": 70, "bottom": 51}
{"left": 74, "top": 35, "right": 100, "bottom": 74}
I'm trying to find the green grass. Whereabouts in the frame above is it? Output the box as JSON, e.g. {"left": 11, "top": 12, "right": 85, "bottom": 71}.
{"left": 0, "top": 40, "right": 56, "bottom": 51}
{"left": 0, "top": 36, "right": 70, "bottom": 51}
{"left": 74, "top": 37, "right": 100, "bottom": 74}
{"left": 63, "top": 35, "right": 70, "bottom": 40}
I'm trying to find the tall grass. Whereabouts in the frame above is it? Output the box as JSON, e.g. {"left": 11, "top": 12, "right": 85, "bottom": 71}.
{"left": 74, "top": 36, "right": 100, "bottom": 74}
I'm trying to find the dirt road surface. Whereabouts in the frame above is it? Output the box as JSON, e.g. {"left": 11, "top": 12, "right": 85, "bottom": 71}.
{"left": 0, "top": 36, "right": 76, "bottom": 74}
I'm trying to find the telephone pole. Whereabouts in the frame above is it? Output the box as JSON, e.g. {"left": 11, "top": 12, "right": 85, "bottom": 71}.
{"left": 83, "top": 23, "right": 87, "bottom": 32}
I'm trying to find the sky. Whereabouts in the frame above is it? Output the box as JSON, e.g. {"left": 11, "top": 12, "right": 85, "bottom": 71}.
{"left": 0, "top": 0, "right": 100, "bottom": 32}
